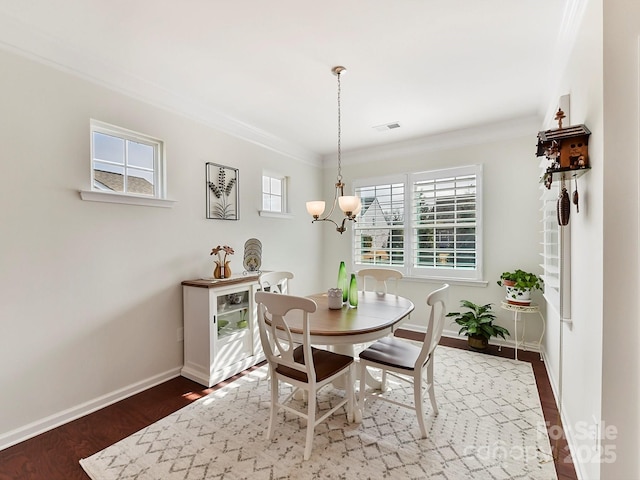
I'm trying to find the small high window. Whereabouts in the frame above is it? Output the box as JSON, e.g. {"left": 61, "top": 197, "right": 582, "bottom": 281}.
{"left": 262, "top": 174, "right": 287, "bottom": 213}
{"left": 90, "top": 120, "right": 165, "bottom": 199}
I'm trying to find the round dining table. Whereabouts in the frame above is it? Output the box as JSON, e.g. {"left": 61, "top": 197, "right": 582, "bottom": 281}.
{"left": 283, "top": 290, "right": 415, "bottom": 349}
{"left": 287, "top": 291, "right": 415, "bottom": 398}
{"left": 281, "top": 290, "right": 415, "bottom": 418}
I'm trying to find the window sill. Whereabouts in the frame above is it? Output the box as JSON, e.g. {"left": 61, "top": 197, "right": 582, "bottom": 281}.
{"left": 401, "top": 276, "right": 489, "bottom": 287}
{"left": 258, "top": 210, "right": 294, "bottom": 219}
{"left": 80, "top": 190, "right": 176, "bottom": 208}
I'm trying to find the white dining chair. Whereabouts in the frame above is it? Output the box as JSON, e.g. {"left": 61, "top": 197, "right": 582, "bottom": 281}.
{"left": 354, "top": 268, "right": 405, "bottom": 353}
{"left": 259, "top": 271, "right": 294, "bottom": 294}
{"left": 357, "top": 268, "right": 403, "bottom": 295}
{"left": 358, "top": 283, "right": 449, "bottom": 438}
{"left": 255, "top": 291, "right": 355, "bottom": 460}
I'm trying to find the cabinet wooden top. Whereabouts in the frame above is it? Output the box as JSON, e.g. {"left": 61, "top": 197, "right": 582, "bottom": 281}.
{"left": 182, "top": 275, "right": 260, "bottom": 288}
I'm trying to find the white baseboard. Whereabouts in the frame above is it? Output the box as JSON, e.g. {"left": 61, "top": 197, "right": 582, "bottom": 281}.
{"left": 400, "top": 323, "right": 542, "bottom": 353}
{"left": 0, "top": 367, "right": 181, "bottom": 452}
{"left": 539, "top": 348, "right": 588, "bottom": 480}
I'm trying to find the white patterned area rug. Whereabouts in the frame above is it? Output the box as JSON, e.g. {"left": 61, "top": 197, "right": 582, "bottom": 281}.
{"left": 80, "top": 346, "right": 557, "bottom": 480}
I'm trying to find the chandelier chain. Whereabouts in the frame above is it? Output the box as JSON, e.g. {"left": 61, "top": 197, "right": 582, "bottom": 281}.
{"left": 336, "top": 70, "right": 342, "bottom": 183}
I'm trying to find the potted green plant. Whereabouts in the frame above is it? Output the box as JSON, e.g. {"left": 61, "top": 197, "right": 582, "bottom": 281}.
{"left": 497, "top": 269, "right": 543, "bottom": 306}
{"left": 446, "top": 300, "right": 510, "bottom": 350}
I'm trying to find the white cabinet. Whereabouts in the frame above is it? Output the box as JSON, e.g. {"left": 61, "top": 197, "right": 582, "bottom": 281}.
{"left": 181, "top": 277, "right": 263, "bottom": 387}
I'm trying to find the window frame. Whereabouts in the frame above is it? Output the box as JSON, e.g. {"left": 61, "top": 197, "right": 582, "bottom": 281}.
{"left": 81, "top": 120, "right": 173, "bottom": 208}
{"left": 352, "top": 165, "right": 483, "bottom": 282}
{"left": 259, "top": 172, "right": 293, "bottom": 218}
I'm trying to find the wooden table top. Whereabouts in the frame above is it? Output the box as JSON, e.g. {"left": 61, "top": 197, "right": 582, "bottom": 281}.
{"left": 182, "top": 274, "right": 261, "bottom": 288}
{"left": 283, "top": 291, "right": 415, "bottom": 339}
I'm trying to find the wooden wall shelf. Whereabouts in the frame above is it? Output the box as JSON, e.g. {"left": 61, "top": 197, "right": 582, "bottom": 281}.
{"left": 540, "top": 166, "right": 591, "bottom": 184}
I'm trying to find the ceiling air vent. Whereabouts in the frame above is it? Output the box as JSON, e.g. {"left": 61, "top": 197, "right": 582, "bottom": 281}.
{"left": 373, "top": 122, "right": 401, "bottom": 132}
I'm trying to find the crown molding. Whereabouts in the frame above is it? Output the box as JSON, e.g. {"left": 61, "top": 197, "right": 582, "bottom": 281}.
{"left": 324, "top": 115, "right": 541, "bottom": 166}
{"left": 0, "top": 14, "right": 321, "bottom": 167}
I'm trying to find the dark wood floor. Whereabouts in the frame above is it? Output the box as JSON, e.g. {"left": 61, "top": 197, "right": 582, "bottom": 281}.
{"left": 0, "top": 333, "right": 577, "bottom": 480}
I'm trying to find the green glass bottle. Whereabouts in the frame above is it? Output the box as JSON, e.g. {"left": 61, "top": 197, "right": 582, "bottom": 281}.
{"left": 337, "top": 261, "right": 348, "bottom": 303}
{"left": 349, "top": 273, "right": 358, "bottom": 308}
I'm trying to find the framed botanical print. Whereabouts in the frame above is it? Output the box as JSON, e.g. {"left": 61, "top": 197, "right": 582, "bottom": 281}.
{"left": 206, "top": 162, "right": 239, "bottom": 220}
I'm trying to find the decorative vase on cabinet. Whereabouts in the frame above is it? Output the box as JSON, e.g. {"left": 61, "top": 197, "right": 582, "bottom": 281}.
{"left": 213, "top": 261, "right": 232, "bottom": 279}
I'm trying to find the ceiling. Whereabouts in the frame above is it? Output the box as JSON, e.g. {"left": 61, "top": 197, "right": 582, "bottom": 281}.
{"left": 0, "top": 1, "right": 572, "bottom": 162}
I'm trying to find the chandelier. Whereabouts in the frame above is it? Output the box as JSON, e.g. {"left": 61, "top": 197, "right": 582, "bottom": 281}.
{"left": 306, "top": 66, "right": 361, "bottom": 234}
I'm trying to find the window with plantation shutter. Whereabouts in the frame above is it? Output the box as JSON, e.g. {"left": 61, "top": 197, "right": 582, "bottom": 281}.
{"left": 353, "top": 177, "right": 406, "bottom": 267}
{"left": 352, "top": 165, "right": 483, "bottom": 281}
{"left": 539, "top": 155, "right": 570, "bottom": 318}
{"left": 411, "top": 166, "right": 481, "bottom": 278}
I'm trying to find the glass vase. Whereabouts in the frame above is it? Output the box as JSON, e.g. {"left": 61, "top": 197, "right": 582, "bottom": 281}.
{"left": 337, "top": 261, "right": 348, "bottom": 303}
{"left": 348, "top": 273, "right": 358, "bottom": 308}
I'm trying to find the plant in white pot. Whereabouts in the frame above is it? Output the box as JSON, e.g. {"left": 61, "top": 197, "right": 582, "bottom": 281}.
{"left": 497, "top": 269, "right": 543, "bottom": 306}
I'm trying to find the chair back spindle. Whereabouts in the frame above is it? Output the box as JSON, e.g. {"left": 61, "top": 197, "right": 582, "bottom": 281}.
{"left": 259, "top": 271, "right": 294, "bottom": 294}
{"left": 256, "top": 291, "right": 316, "bottom": 382}
{"left": 357, "top": 268, "right": 403, "bottom": 295}
{"left": 417, "top": 283, "right": 450, "bottom": 368}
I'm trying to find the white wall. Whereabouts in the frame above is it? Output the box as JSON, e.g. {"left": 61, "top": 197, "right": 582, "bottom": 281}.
{"left": 601, "top": 0, "right": 640, "bottom": 477}
{"left": 542, "top": 2, "right": 605, "bottom": 479}
{"left": 0, "top": 48, "right": 326, "bottom": 447}
{"left": 542, "top": 0, "right": 640, "bottom": 478}
{"left": 319, "top": 126, "right": 544, "bottom": 342}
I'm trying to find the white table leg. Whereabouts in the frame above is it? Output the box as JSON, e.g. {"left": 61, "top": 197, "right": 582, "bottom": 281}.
{"left": 331, "top": 344, "right": 355, "bottom": 357}
{"left": 330, "top": 344, "right": 381, "bottom": 423}
{"left": 331, "top": 344, "right": 382, "bottom": 390}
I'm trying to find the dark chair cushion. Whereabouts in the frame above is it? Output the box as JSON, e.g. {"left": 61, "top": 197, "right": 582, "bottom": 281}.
{"left": 359, "top": 336, "right": 425, "bottom": 371}
{"left": 276, "top": 346, "right": 353, "bottom": 383}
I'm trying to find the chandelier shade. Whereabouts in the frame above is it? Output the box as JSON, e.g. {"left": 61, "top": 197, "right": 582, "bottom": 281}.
{"left": 338, "top": 195, "right": 360, "bottom": 214}
{"left": 306, "top": 201, "right": 326, "bottom": 218}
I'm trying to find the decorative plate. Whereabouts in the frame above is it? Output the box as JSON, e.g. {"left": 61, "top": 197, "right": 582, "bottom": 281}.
{"left": 243, "top": 238, "right": 262, "bottom": 272}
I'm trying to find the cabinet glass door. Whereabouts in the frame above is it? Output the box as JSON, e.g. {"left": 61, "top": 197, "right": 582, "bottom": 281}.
{"left": 216, "top": 289, "right": 250, "bottom": 339}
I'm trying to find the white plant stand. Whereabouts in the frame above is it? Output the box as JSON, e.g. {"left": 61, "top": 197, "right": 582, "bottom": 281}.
{"left": 500, "top": 301, "right": 545, "bottom": 361}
